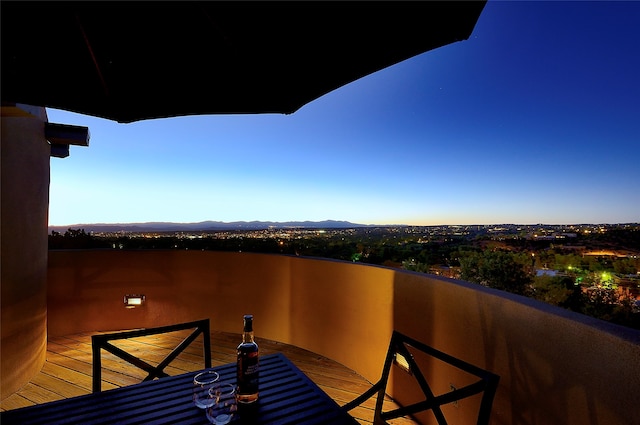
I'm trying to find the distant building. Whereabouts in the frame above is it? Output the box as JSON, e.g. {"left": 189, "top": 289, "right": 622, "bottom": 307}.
{"left": 429, "top": 266, "right": 460, "bottom": 279}
{"left": 536, "top": 269, "right": 560, "bottom": 277}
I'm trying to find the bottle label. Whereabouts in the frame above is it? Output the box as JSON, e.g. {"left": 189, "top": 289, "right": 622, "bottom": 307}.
{"left": 238, "top": 351, "right": 259, "bottom": 393}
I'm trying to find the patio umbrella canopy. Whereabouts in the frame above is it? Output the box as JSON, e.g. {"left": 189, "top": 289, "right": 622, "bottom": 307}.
{"left": 2, "top": 1, "right": 486, "bottom": 123}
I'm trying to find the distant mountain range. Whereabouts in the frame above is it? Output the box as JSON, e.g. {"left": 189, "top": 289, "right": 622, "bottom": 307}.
{"left": 48, "top": 220, "right": 379, "bottom": 233}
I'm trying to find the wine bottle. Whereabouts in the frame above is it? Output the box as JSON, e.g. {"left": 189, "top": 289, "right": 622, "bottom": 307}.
{"left": 236, "top": 314, "right": 259, "bottom": 403}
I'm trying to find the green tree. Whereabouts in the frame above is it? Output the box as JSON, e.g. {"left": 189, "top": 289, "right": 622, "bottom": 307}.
{"left": 533, "top": 275, "right": 585, "bottom": 311}
{"left": 459, "top": 250, "right": 532, "bottom": 295}
{"left": 402, "top": 259, "right": 430, "bottom": 273}
{"left": 48, "top": 228, "right": 109, "bottom": 249}
{"left": 613, "top": 258, "right": 638, "bottom": 275}
{"left": 582, "top": 287, "right": 620, "bottom": 322}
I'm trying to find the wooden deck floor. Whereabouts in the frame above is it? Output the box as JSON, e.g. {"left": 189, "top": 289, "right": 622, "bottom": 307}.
{"left": 1, "top": 330, "right": 417, "bottom": 424}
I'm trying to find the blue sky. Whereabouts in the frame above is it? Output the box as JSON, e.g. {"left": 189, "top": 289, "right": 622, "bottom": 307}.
{"left": 47, "top": 1, "right": 640, "bottom": 227}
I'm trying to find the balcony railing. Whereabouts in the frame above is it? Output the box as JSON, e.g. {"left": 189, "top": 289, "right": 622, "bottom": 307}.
{"left": 6, "top": 250, "right": 640, "bottom": 424}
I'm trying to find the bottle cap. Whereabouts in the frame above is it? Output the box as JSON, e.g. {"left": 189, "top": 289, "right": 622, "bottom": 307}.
{"left": 243, "top": 314, "right": 253, "bottom": 332}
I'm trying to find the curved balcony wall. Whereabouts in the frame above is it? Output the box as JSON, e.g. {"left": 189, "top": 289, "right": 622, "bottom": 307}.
{"left": 47, "top": 250, "right": 639, "bottom": 425}
{"left": 1, "top": 106, "right": 49, "bottom": 399}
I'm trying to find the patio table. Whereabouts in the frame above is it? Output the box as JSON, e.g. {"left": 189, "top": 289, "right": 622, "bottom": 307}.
{"left": 1, "top": 353, "right": 359, "bottom": 424}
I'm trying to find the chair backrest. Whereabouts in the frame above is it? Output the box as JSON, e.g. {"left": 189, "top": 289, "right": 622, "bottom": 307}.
{"left": 91, "top": 318, "right": 211, "bottom": 392}
{"left": 343, "top": 330, "right": 499, "bottom": 425}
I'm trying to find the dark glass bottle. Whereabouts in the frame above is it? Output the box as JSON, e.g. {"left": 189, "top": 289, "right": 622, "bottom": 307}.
{"left": 236, "top": 314, "right": 259, "bottom": 403}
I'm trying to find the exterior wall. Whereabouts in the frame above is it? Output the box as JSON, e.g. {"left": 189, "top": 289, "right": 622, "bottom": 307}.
{"left": 0, "top": 105, "right": 50, "bottom": 399}
{"left": 46, "top": 250, "right": 640, "bottom": 425}
{"left": 391, "top": 270, "right": 640, "bottom": 425}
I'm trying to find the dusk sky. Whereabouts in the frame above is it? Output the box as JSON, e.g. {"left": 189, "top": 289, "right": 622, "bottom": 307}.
{"left": 47, "top": 1, "right": 640, "bottom": 227}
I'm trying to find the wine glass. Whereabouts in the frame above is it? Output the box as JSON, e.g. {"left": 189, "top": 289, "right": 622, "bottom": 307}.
{"left": 193, "top": 370, "right": 220, "bottom": 409}
{"left": 206, "top": 383, "right": 237, "bottom": 425}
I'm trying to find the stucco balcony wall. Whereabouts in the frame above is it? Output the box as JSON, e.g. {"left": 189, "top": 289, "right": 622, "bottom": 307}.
{"left": 47, "top": 250, "right": 640, "bottom": 425}
{"left": 1, "top": 105, "right": 50, "bottom": 400}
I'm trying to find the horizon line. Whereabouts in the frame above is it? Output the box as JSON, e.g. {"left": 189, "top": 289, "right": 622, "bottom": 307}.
{"left": 47, "top": 220, "right": 639, "bottom": 228}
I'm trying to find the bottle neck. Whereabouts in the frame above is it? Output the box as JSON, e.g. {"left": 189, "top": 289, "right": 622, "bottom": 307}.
{"left": 242, "top": 315, "right": 254, "bottom": 343}
{"left": 242, "top": 330, "right": 254, "bottom": 343}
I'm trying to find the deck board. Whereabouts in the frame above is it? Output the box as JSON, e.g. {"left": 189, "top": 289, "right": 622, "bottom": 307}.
{"left": 1, "top": 330, "right": 418, "bottom": 424}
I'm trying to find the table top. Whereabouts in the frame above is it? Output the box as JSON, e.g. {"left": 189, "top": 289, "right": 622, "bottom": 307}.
{"left": 1, "top": 353, "right": 359, "bottom": 425}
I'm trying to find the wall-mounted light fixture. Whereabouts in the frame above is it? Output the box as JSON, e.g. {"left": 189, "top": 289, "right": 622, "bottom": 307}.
{"left": 124, "top": 294, "right": 145, "bottom": 308}
{"left": 393, "top": 352, "right": 412, "bottom": 375}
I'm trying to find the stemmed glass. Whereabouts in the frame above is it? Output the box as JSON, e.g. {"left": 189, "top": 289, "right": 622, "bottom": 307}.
{"left": 193, "top": 370, "right": 220, "bottom": 409}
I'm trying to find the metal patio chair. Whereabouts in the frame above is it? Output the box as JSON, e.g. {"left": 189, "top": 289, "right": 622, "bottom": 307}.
{"left": 91, "top": 318, "right": 211, "bottom": 392}
{"left": 343, "top": 330, "right": 499, "bottom": 425}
